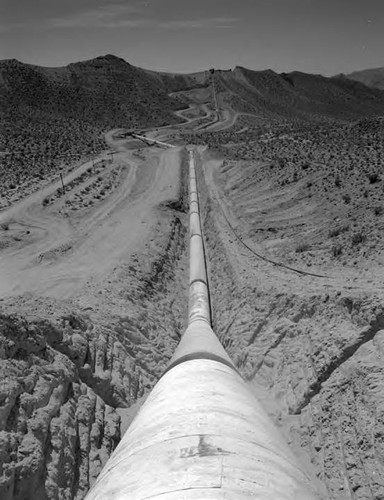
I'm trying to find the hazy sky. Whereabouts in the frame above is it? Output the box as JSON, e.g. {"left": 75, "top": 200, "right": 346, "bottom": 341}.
{"left": 1, "top": 0, "right": 383, "bottom": 75}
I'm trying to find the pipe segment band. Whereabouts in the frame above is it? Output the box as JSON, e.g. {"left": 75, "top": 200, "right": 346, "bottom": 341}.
{"left": 190, "top": 192, "right": 198, "bottom": 204}
{"left": 169, "top": 320, "right": 232, "bottom": 369}
{"left": 86, "top": 359, "right": 319, "bottom": 500}
{"left": 188, "top": 281, "right": 211, "bottom": 324}
{"left": 189, "top": 234, "right": 208, "bottom": 285}
{"left": 190, "top": 212, "right": 202, "bottom": 237}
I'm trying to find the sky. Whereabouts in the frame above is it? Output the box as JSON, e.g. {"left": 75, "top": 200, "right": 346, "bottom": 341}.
{"left": 1, "top": 0, "right": 383, "bottom": 75}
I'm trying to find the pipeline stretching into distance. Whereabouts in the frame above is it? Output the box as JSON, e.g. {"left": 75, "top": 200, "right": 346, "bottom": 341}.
{"left": 85, "top": 149, "right": 321, "bottom": 499}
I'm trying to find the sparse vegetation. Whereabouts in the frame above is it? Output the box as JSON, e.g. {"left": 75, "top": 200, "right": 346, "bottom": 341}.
{"left": 367, "top": 172, "right": 380, "bottom": 184}
{"left": 351, "top": 232, "right": 366, "bottom": 246}
{"left": 331, "top": 243, "right": 343, "bottom": 257}
{"left": 342, "top": 193, "right": 351, "bottom": 204}
{"left": 328, "top": 225, "right": 349, "bottom": 238}
{"left": 295, "top": 242, "right": 310, "bottom": 253}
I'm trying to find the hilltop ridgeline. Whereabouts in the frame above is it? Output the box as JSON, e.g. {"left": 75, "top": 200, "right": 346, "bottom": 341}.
{"left": 2, "top": 54, "right": 384, "bottom": 127}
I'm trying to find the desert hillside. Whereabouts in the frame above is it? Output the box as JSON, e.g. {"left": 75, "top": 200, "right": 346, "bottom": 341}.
{"left": 346, "top": 66, "right": 384, "bottom": 90}
{"left": 0, "top": 55, "right": 190, "bottom": 207}
{"left": 1, "top": 56, "right": 384, "bottom": 499}
{"left": 212, "top": 66, "right": 384, "bottom": 123}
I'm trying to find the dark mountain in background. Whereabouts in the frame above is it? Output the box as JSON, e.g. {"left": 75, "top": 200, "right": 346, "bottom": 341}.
{"left": 2, "top": 55, "right": 384, "bottom": 136}
{"left": 0, "top": 55, "right": 200, "bottom": 190}
{"left": 345, "top": 66, "right": 384, "bottom": 90}
{"left": 0, "top": 54, "right": 187, "bottom": 129}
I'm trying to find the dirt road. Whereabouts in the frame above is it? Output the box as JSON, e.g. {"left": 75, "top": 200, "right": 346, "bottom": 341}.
{"left": 0, "top": 133, "right": 182, "bottom": 299}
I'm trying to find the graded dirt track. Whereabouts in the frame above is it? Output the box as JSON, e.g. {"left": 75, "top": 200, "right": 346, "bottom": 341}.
{"left": 0, "top": 132, "right": 182, "bottom": 299}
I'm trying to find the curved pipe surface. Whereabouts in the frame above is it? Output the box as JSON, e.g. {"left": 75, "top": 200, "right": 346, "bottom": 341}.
{"left": 190, "top": 212, "right": 202, "bottom": 236}
{"left": 188, "top": 283, "right": 211, "bottom": 325}
{"left": 86, "top": 359, "right": 318, "bottom": 500}
{"left": 189, "top": 235, "right": 208, "bottom": 285}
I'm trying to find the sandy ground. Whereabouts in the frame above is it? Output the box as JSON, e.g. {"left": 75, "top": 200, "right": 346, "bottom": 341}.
{"left": 0, "top": 132, "right": 181, "bottom": 299}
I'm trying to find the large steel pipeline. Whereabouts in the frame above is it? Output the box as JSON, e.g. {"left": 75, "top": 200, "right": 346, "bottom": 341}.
{"left": 85, "top": 149, "right": 321, "bottom": 499}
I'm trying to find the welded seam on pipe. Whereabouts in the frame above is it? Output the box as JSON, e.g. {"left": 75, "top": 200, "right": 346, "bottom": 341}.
{"left": 163, "top": 352, "right": 236, "bottom": 375}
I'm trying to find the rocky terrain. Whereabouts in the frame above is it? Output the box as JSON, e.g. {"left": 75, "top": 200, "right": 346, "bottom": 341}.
{"left": 1, "top": 56, "right": 384, "bottom": 499}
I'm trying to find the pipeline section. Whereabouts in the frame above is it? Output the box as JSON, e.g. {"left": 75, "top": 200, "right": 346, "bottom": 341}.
{"left": 85, "top": 149, "right": 322, "bottom": 499}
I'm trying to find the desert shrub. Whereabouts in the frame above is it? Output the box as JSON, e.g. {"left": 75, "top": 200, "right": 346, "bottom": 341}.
{"left": 295, "top": 242, "right": 310, "bottom": 253}
{"left": 331, "top": 244, "right": 343, "bottom": 257}
{"left": 373, "top": 205, "right": 384, "bottom": 216}
{"left": 351, "top": 232, "right": 366, "bottom": 245}
{"left": 342, "top": 193, "right": 351, "bottom": 204}
{"left": 367, "top": 172, "right": 380, "bottom": 184}
{"left": 277, "top": 157, "right": 286, "bottom": 168}
{"left": 328, "top": 225, "right": 349, "bottom": 238}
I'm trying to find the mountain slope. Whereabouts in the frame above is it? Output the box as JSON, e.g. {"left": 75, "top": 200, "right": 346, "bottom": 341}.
{"left": 346, "top": 67, "right": 384, "bottom": 90}
{"left": 214, "top": 66, "right": 384, "bottom": 123}
{"left": 0, "top": 55, "right": 184, "bottom": 128}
